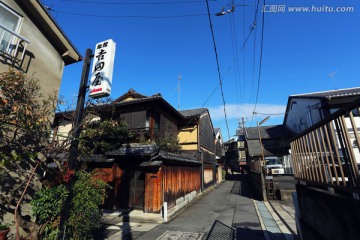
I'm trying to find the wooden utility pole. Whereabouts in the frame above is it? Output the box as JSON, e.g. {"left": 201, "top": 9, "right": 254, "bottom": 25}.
{"left": 59, "top": 48, "right": 93, "bottom": 238}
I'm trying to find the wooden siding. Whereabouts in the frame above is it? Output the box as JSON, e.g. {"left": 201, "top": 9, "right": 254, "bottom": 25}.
{"left": 144, "top": 170, "right": 163, "bottom": 213}
{"left": 202, "top": 148, "right": 216, "bottom": 164}
{"left": 160, "top": 114, "right": 177, "bottom": 138}
{"left": 92, "top": 161, "right": 145, "bottom": 210}
{"left": 163, "top": 165, "right": 201, "bottom": 209}
{"left": 93, "top": 163, "right": 122, "bottom": 209}
{"left": 120, "top": 110, "right": 146, "bottom": 129}
{"left": 199, "top": 114, "right": 215, "bottom": 151}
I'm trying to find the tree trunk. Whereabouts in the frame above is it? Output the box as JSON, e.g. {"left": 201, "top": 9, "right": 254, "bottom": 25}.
{"left": 14, "top": 162, "right": 39, "bottom": 240}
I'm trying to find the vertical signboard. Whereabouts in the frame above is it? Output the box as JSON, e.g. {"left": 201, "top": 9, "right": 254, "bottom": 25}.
{"left": 89, "top": 39, "right": 116, "bottom": 98}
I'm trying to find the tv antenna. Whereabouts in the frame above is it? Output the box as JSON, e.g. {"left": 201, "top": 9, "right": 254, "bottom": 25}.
{"left": 177, "top": 74, "right": 181, "bottom": 110}
{"left": 328, "top": 71, "right": 338, "bottom": 90}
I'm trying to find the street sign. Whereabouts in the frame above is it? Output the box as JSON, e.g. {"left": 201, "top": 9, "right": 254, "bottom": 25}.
{"left": 89, "top": 39, "right": 116, "bottom": 98}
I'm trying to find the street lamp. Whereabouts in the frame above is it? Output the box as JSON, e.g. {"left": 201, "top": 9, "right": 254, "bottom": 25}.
{"left": 257, "top": 116, "right": 270, "bottom": 200}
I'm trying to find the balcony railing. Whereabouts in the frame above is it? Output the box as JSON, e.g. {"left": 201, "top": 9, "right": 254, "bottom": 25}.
{"left": 128, "top": 127, "right": 160, "bottom": 141}
{"left": 0, "top": 24, "right": 30, "bottom": 63}
{"left": 290, "top": 98, "right": 360, "bottom": 196}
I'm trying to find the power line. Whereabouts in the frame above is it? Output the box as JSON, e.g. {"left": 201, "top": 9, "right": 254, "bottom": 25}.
{"left": 60, "top": 0, "right": 205, "bottom": 4}
{"left": 201, "top": 85, "right": 219, "bottom": 107}
{"left": 250, "top": 0, "right": 260, "bottom": 110}
{"left": 205, "top": 0, "right": 230, "bottom": 139}
{"left": 250, "top": 0, "right": 265, "bottom": 126}
{"left": 252, "top": 0, "right": 265, "bottom": 114}
{"left": 228, "top": 0, "right": 242, "bottom": 117}
{"left": 47, "top": 9, "right": 209, "bottom": 18}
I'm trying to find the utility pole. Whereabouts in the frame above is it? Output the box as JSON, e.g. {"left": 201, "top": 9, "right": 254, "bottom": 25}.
{"left": 59, "top": 48, "right": 93, "bottom": 238}
{"left": 68, "top": 48, "right": 93, "bottom": 170}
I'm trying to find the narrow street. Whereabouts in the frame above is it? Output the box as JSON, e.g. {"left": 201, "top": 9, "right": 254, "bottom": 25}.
{"left": 96, "top": 173, "right": 291, "bottom": 240}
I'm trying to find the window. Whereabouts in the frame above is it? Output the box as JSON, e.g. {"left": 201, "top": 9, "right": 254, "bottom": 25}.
{"left": 0, "top": 3, "right": 23, "bottom": 53}
{"left": 146, "top": 111, "right": 160, "bottom": 130}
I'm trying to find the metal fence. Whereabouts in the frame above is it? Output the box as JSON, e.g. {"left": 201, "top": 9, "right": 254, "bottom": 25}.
{"left": 0, "top": 23, "right": 30, "bottom": 63}
{"left": 290, "top": 99, "right": 360, "bottom": 195}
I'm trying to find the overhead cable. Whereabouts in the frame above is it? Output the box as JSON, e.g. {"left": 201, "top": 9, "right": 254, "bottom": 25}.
{"left": 60, "top": 0, "right": 205, "bottom": 4}
{"left": 252, "top": 0, "right": 265, "bottom": 115}
{"left": 47, "top": 9, "right": 209, "bottom": 18}
{"left": 205, "top": 0, "right": 231, "bottom": 139}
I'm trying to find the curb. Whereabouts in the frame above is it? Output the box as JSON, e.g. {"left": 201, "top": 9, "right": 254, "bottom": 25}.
{"left": 265, "top": 201, "right": 295, "bottom": 240}
{"left": 254, "top": 200, "right": 296, "bottom": 240}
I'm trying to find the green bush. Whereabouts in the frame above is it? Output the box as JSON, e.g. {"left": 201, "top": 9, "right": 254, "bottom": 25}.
{"left": 67, "top": 171, "right": 107, "bottom": 240}
{"left": 31, "top": 171, "right": 107, "bottom": 239}
{"left": 79, "top": 119, "right": 128, "bottom": 155}
{"left": 31, "top": 185, "right": 68, "bottom": 239}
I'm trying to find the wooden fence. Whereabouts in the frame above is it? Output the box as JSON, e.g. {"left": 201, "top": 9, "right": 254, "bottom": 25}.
{"left": 290, "top": 99, "right": 360, "bottom": 196}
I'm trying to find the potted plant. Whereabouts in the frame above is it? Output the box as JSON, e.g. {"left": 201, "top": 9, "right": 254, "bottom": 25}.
{"left": 0, "top": 223, "right": 10, "bottom": 240}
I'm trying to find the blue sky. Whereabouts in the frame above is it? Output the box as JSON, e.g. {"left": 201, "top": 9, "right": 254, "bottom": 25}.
{"left": 44, "top": 0, "right": 360, "bottom": 140}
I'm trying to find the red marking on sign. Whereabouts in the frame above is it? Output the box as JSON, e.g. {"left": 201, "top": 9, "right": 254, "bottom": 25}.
{"left": 91, "top": 88, "right": 102, "bottom": 93}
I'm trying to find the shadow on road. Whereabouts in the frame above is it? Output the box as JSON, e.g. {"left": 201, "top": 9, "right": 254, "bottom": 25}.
{"left": 206, "top": 219, "right": 292, "bottom": 240}
{"left": 227, "top": 173, "right": 262, "bottom": 201}
{"left": 206, "top": 220, "right": 235, "bottom": 240}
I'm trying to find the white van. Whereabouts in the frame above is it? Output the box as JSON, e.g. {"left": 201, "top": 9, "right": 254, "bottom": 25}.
{"left": 265, "top": 156, "right": 284, "bottom": 175}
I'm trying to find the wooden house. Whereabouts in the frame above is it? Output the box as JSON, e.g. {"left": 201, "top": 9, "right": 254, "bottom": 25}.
{"left": 245, "top": 125, "right": 293, "bottom": 161}
{"left": 85, "top": 89, "right": 202, "bottom": 214}
{"left": 52, "top": 89, "right": 219, "bottom": 215}
{"left": 283, "top": 88, "right": 360, "bottom": 239}
{"left": 178, "top": 108, "right": 217, "bottom": 190}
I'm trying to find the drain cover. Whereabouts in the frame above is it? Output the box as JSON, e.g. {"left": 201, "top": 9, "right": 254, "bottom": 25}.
{"left": 156, "top": 230, "right": 205, "bottom": 240}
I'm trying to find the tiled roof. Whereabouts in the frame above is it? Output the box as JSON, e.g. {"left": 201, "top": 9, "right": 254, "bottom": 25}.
{"left": 110, "top": 90, "right": 184, "bottom": 119}
{"left": 245, "top": 125, "right": 294, "bottom": 140}
{"left": 179, "top": 108, "right": 208, "bottom": 118}
{"left": 106, "top": 144, "right": 158, "bottom": 156}
{"left": 113, "top": 94, "right": 162, "bottom": 106}
{"left": 157, "top": 151, "right": 200, "bottom": 164}
{"left": 113, "top": 88, "right": 148, "bottom": 103}
{"left": 290, "top": 87, "right": 360, "bottom": 99}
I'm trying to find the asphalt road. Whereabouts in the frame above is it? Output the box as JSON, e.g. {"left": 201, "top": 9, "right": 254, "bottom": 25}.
{"left": 137, "top": 174, "right": 265, "bottom": 240}
{"left": 272, "top": 175, "right": 296, "bottom": 191}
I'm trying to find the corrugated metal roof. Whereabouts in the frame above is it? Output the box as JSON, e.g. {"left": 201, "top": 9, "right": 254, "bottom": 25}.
{"left": 245, "top": 125, "right": 293, "bottom": 140}
{"left": 290, "top": 87, "right": 360, "bottom": 99}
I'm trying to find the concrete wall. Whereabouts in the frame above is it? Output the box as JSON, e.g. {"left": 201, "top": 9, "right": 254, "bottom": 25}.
{"left": 1, "top": 0, "right": 65, "bottom": 97}
{"left": 296, "top": 184, "right": 360, "bottom": 240}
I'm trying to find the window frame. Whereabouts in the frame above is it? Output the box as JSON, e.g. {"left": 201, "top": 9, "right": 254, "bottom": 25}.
{"left": 0, "top": 2, "right": 24, "bottom": 54}
{"left": 0, "top": 2, "right": 23, "bottom": 33}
